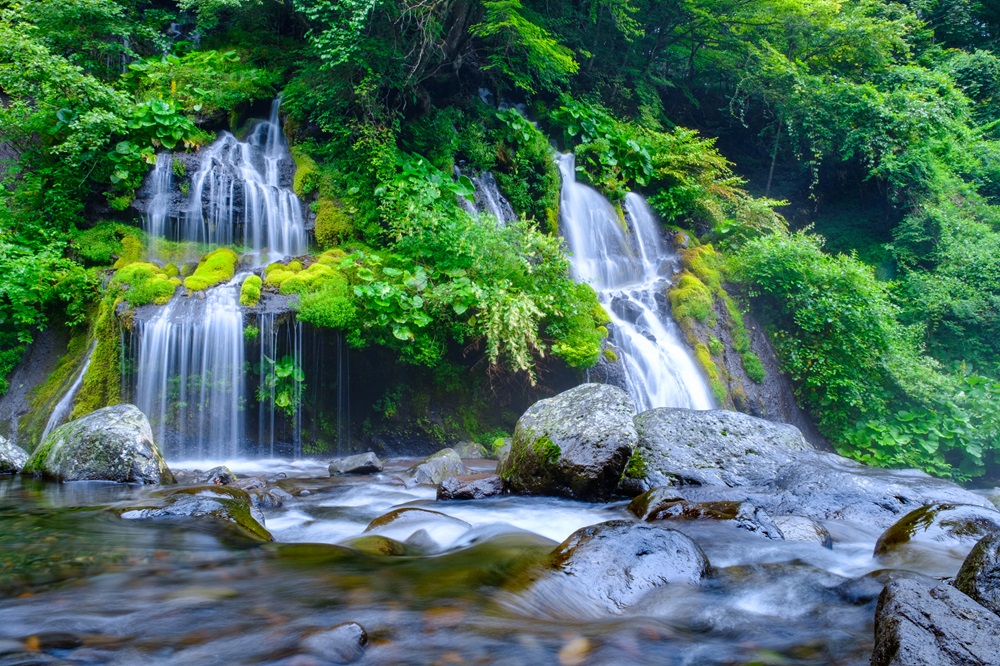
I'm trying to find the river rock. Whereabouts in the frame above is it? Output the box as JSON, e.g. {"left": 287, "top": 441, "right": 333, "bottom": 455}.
{"left": 342, "top": 534, "right": 408, "bottom": 556}
{"left": 120, "top": 485, "right": 273, "bottom": 542}
{"left": 499, "top": 383, "right": 637, "bottom": 502}
{"left": 301, "top": 622, "right": 368, "bottom": 664}
{"left": 772, "top": 515, "right": 833, "bottom": 548}
{"left": 871, "top": 578, "right": 1000, "bottom": 666}
{"left": 22, "top": 404, "right": 175, "bottom": 484}
{"left": 873, "top": 503, "right": 1000, "bottom": 557}
{"left": 513, "top": 520, "right": 709, "bottom": 616}
{"left": 437, "top": 473, "right": 505, "bottom": 500}
{"left": 202, "top": 465, "right": 237, "bottom": 485}
{"left": 632, "top": 408, "right": 810, "bottom": 488}
{"left": 399, "top": 448, "right": 468, "bottom": 487}
{"left": 955, "top": 532, "right": 1000, "bottom": 616}
{"left": 0, "top": 435, "right": 28, "bottom": 473}
{"left": 363, "top": 507, "right": 470, "bottom": 552}
{"left": 452, "top": 441, "right": 489, "bottom": 459}
{"left": 329, "top": 452, "right": 383, "bottom": 475}
{"left": 628, "top": 488, "right": 784, "bottom": 539}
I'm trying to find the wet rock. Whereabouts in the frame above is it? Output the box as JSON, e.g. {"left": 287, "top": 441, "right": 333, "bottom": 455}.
{"left": 342, "top": 534, "right": 407, "bottom": 556}
{"left": 873, "top": 503, "right": 1000, "bottom": 557}
{"left": 329, "top": 452, "right": 383, "bottom": 476}
{"left": 632, "top": 408, "right": 810, "bottom": 488}
{"left": 301, "top": 622, "right": 368, "bottom": 664}
{"left": 119, "top": 485, "right": 273, "bottom": 542}
{"left": 772, "top": 515, "right": 833, "bottom": 548}
{"left": 871, "top": 578, "right": 1000, "bottom": 666}
{"left": 22, "top": 405, "right": 175, "bottom": 484}
{"left": 399, "top": 449, "right": 468, "bottom": 487}
{"left": 201, "top": 465, "right": 236, "bottom": 485}
{"left": 499, "top": 384, "right": 637, "bottom": 502}
{"left": 628, "top": 488, "right": 784, "bottom": 539}
{"left": 452, "top": 441, "right": 489, "bottom": 459}
{"left": 955, "top": 532, "right": 1000, "bottom": 616}
{"left": 514, "top": 520, "right": 709, "bottom": 616}
{"left": 437, "top": 474, "right": 505, "bottom": 500}
{"left": 0, "top": 436, "right": 28, "bottom": 474}
{"left": 832, "top": 569, "right": 941, "bottom": 606}
{"left": 246, "top": 486, "right": 293, "bottom": 509}
{"left": 494, "top": 440, "right": 512, "bottom": 464}
{"left": 363, "top": 507, "right": 470, "bottom": 552}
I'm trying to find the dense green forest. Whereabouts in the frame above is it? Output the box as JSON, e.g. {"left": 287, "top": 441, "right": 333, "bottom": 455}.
{"left": 2, "top": 0, "right": 1000, "bottom": 481}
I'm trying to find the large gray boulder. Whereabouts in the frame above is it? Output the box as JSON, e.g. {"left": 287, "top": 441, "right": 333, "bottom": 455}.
{"left": 398, "top": 448, "right": 468, "bottom": 487}
{"left": 632, "top": 408, "right": 810, "bottom": 489}
{"left": 329, "top": 452, "right": 383, "bottom": 476}
{"left": 0, "top": 435, "right": 28, "bottom": 474}
{"left": 871, "top": 578, "right": 1000, "bottom": 666}
{"left": 509, "top": 520, "right": 709, "bottom": 617}
{"left": 499, "top": 383, "right": 637, "bottom": 501}
{"left": 22, "top": 405, "right": 174, "bottom": 484}
{"left": 955, "top": 532, "right": 1000, "bottom": 616}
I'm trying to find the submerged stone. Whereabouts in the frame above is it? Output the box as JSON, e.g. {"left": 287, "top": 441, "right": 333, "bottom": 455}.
{"left": 628, "top": 488, "right": 784, "bottom": 539}
{"left": 119, "top": 484, "right": 273, "bottom": 542}
{"left": 871, "top": 578, "right": 1000, "bottom": 666}
{"left": 499, "top": 383, "right": 637, "bottom": 502}
{"left": 0, "top": 436, "right": 28, "bottom": 474}
{"left": 22, "top": 404, "right": 175, "bottom": 484}
{"left": 201, "top": 465, "right": 237, "bottom": 485}
{"left": 771, "top": 515, "right": 833, "bottom": 548}
{"left": 399, "top": 449, "right": 468, "bottom": 487}
{"left": 301, "top": 622, "right": 368, "bottom": 664}
{"left": 873, "top": 503, "right": 1000, "bottom": 557}
{"left": 342, "top": 534, "right": 407, "bottom": 556}
{"left": 955, "top": 532, "right": 1000, "bottom": 616}
{"left": 329, "top": 452, "right": 383, "bottom": 475}
{"left": 363, "top": 507, "right": 471, "bottom": 553}
{"left": 437, "top": 474, "right": 505, "bottom": 500}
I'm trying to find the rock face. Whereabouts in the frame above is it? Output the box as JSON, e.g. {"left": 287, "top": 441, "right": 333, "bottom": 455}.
{"left": 399, "top": 449, "right": 468, "bottom": 487}
{"left": 632, "top": 408, "right": 810, "bottom": 488}
{"left": 329, "top": 452, "right": 383, "bottom": 475}
{"left": 871, "top": 578, "right": 1000, "bottom": 666}
{"left": 628, "top": 488, "right": 784, "bottom": 539}
{"left": 512, "top": 521, "right": 710, "bottom": 617}
{"left": 873, "top": 504, "right": 1000, "bottom": 557}
{"left": 22, "top": 405, "right": 175, "bottom": 484}
{"left": 499, "top": 384, "right": 637, "bottom": 501}
{"left": 0, "top": 436, "right": 28, "bottom": 473}
{"left": 120, "top": 485, "right": 273, "bottom": 542}
{"left": 955, "top": 532, "right": 1000, "bottom": 616}
{"left": 437, "top": 474, "right": 505, "bottom": 500}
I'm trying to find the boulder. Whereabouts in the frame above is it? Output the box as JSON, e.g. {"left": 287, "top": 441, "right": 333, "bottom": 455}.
{"left": 0, "top": 436, "right": 28, "bottom": 474}
{"left": 498, "top": 384, "right": 637, "bottom": 501}
{"left": 871, "top": 578, "right": 1000, "bottom": 666}
{"left": 399, "top": 449, "right": 468, "bottom": 487}
{"left": 955, "top": 532, "right": 1000, "bottom": 616}
{"left": 329, "top": 452, "right": 383, "bottom": 476}
{"left": 452, "top": 441, "right": 489, "bottom": 459}
{"left": 120, "top": 485, "right": 273, "bottom": 542}
{"left": 201, "top": 465, "right": 236, "bottom": 485}
{"left": 772, "top": 515, "right": 833, "bottom": 548}
{"left": 512, "top": 520, "right": 709, "bottom": 617}
{"left": 437, "top": 474, "right": 505, "bottom": 500}
{"left": 632, "top": 408, "right": 810, "bottom": 488}
{"left": 22, "top": 405, "right": 175, "bottom": 484}
{"left": 301, "top": 622, "right": 368, "bottom": 664}
{"left": 363, "top": 507, "right": 471, "bottom": 553}
{"left": 628, "top": 488, "right": 784, "bottom": 539}
{"left": 342, "top": 534, "right": 407, "bottom": 556}
{"left": 873, "top": 503, "right": 1000, "bottom": 557}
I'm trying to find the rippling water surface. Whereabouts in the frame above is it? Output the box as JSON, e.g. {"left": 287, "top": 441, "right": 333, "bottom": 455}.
{"left": 0, "top": 458, "right": 977, "bottom": 665}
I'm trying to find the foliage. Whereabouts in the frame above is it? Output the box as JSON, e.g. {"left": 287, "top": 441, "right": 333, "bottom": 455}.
{"left": 492, "top": 109, "right": 561, "bottom": 229}
{"left": 110, "top": 263, "right": 181, "bottom": 307}
{"left": 255, "top": 354, "right": 306, "bottom": 417}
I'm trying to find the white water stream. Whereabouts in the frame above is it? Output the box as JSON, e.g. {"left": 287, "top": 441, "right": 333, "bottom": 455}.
{"left": 557, "top": 153, "right": 714, "bottom": 411}
{"left": 39, "top": 341, "right": 97, "bottom": 442}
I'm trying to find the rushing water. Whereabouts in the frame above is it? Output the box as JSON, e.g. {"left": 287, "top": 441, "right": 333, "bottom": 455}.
{"left": 2, "top": 456, "right": 974, "bottom": 665}
{"left": 39, "top": 341, "right": 96, "bottom": 443}
{"left": 134, "top": 277, "right": 246, "bottom": 459}
{"left": 558, "top": 154, "right": 714, "bottom": 411}
{"left": 456, "top": 168, "right": 517, "bottom": 225}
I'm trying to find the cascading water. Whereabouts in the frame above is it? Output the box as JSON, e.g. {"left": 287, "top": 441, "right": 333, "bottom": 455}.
{"left": 39, "top": 341, "right": 97, "bottom": 442}
{"left": 146, "top": 98, "right": 306, "bottom": 262}
{"left": 134, "top": 276, "right": 246, "bottom": 459}
{"left": 455, "top": 168, "right": 517, "bottom": 225}
{"left": 558, "top": 153, "right": 714, "bottom": 411}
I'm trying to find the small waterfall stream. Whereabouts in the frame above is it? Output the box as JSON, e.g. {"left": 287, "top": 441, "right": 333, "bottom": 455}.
{"left": 39, "top": 341, "right": 97, "bottom": 442}
{"left": 558, "top": 153, "right": 714, "bottom": 411}
{"left": 456, "top": 168, "right": 517, "bottom": 225}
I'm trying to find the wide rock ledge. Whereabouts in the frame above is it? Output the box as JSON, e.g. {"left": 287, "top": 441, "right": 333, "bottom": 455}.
{"left": 23, "top": 404, "right": 175, "bottom": 484}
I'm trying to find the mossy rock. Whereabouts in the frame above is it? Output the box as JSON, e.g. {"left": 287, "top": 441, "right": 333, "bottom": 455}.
{"left": 342, "top": 534, "right": 407, "bottom": 556}
{"left": 23, "top": 404, "right": 175, "bottom": 484}
{"left": 111, "top": 262, "right": 180, "bottom": 307}
{"left": 119, "top": 484, "right": 272, "bottom": 543}
{"left": 240, "top": 274, "right": 262, "bottom": 307}
{"left": 670, "top": 273, "right": 714, "bottom": 324}
{"left": 183, "top": 248, "right": 239, "bottom": 291}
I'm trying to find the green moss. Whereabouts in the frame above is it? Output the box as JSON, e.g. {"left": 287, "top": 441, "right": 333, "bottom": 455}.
{"left": 183, "top": 248, "right": 239, "bottom": 291}
{"left": 72, "top": 298, "right": 123, "bottom": 420}
{"left": 163, "top": 263, "right": 179, "bottom": 278}
{"left": 244, "top": 324, "right": 259, "bottom": 341}
{"left": 532, "top": 436, "right": 561, "bottom": 465}
{"left": 681, "top": 244, "right": 722, "bottom": 289}
{"left": 240, "top": 274, "right": 262, "bottom": 307}
{"left": 72, "top": 222, "right": 146, "bottom": 268}
{"left": 695, "top": 343, "right": 727, "bottom": 404}
{"left": 171, "top": 159, "right": 187, "bottom": 178}
{"left": 603, "top": 348, "right": 619, "bottom": 362}
{"left": 742, "top": 351, "right": 765, "bottom": 383}
{"left": 670, "top": 273, "right": 714, "bottom": 323}
{"left": 291, "top": 145, "right": 320, "bottom": 197}
{"left": 708, "top": 336, "right": 724, "bottom": 356}
{"left": 110, "top": 262, "right": 180, "bottom": 307}
{"left": 314, "top": 197, "right": 353, "bottom": 249}
{"left": 624, "top": 448, "right": 647, "bottom": 479}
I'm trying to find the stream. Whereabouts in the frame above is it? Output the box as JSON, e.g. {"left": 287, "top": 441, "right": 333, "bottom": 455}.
{"left": 2, "top": 455, "right": 974, "bottom": 665}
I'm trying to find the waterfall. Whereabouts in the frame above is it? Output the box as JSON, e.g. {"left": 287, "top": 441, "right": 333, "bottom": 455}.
{"left": 143, "top": 152, "right": 173, "bottom": 256}
{"left": 255, "top": 312, "right": 305, "bottom": 457}
{"left": 558, "top": 153, "right": 714, "bottom": 412}
{"left": 160, "top": 98, "right": 306, "bottom": 262}
{"left": 135, "top": 277, "right": 246, "bottom": 459}
{"left": 455, "top": 168, "right": 517, "bottom": 225}
{"left": 39, "top": 341, "right": 97, "bottom": 442}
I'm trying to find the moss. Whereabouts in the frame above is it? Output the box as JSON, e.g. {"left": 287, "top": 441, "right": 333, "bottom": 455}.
{"left": 708, "top": 336, "right": 724, "bottom": 356}
{"left": 603, "top": 348, "right": 619, "bottom": 363}
{"left": 695, "top": 343, "right": 727, "bottom": 404}
{"left": 110, "top": 262, "right": 179, "bottom": 307}
{"left": 163, "top": 263, "right": 179, "bottom": 278}
{"left": 532, "top": 436, "right": 561, "bottom": 465}
{"left": 171, "top": 159, "right": 187, "bottom": 178}
{"left": 314, "top": 197, "right": 353, "bottom": 249}
{"left": 681, "top": 244, "right": 722, "bottom": 289}
{"left": 113, "top": 235, "right": 145, "bottom": 269}
{"left": 183, "top": 248, "right": 239, "bottom": 291}
{"left": 670, "top": 273, "right": 714, "bottom": 323}
{"left": 592, "top": 302, "right": 611, "bottom": 327}
{"left": 72, "top": 222, "right": 147, "bottom": 268}
{"left": 244, "top": 325, "right": 259, "bottom": 341}
{"left": 71, "top": 298, "right": 123, "bottom": 420}
{"left": 291, "top": 145, "right": 320, "bottom": 197}
{"left": 239, "top": 275, "right": 262, "bottom": 307}
{"left": 742, "top": 351, "right": 765, "bottom": 383}
{"left": 624, "top": 448, "right": 647, "bottom": 479}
